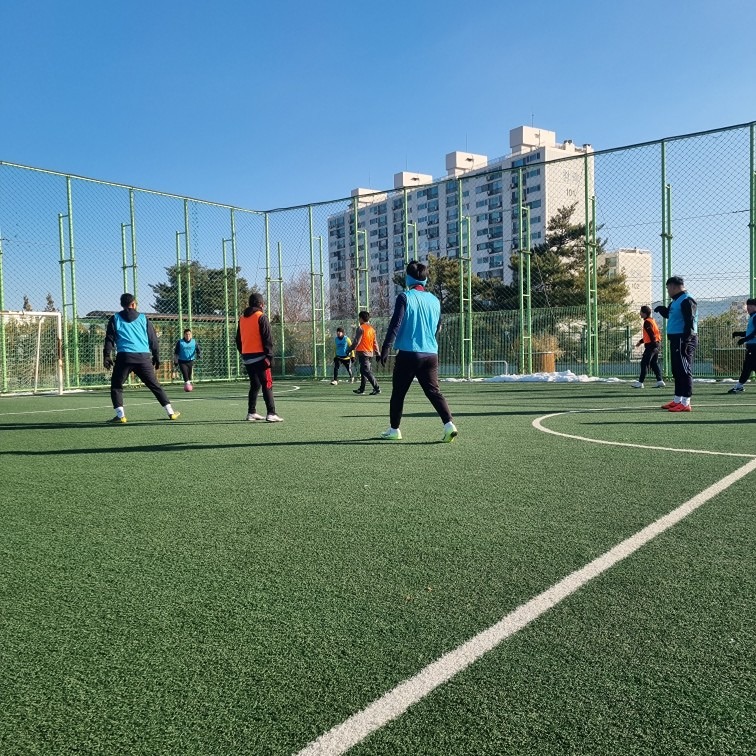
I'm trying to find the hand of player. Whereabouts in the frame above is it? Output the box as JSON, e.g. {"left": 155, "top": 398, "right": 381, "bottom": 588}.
{"left": 732, "top": 331, "right": 745, "bottom": 338}
{"left": 104, "top": 357, "right": 113, "bottom": 370}
{"left": 653, "top": 306, "right": 663, "bottom": 314}
{"left": 635, "top": 340, "right": 643, "bottom": 347}
{"left": 264, "top": 357, "right": 271, "bottom": 368}
{"left": 737, "top": 337, "right": 747, "bottom": 345}
{"left": 152, "top": 357, "right": 160, "bottom": 369}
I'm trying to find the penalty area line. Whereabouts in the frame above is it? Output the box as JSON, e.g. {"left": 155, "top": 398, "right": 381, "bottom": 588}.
{"left": 296, "top": 455, "right": 756, "bottom": 755}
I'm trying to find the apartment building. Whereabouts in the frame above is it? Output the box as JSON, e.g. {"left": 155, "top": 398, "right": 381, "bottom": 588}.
{"left": 598, "top": 247, "right": 653, "bottom": 310}
{"left": 328, "top": 126, "right": 594, "bottom": 316}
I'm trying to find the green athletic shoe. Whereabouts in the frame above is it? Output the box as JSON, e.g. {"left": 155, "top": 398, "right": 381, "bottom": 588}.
{"left": 380, "top": 427, "right": 402, "bottom": 440}
{"left": 107, "top": 416, "right": 127, "bottom": 424}
{"left": 442, "top": 422, "right": 458, "bottom": 443}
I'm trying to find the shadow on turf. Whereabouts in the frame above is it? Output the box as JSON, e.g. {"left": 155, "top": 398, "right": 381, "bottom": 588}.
{"left": 0, "top": 438, "right": 442, "bottom": 454}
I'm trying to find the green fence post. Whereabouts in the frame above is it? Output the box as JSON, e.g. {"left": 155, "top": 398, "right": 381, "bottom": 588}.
{"left": 175, "top": 231, "right": 184, "bottom": 333}
{"left": 309, "top": 205, "right": 317, "bottom": 379}
{"left": 750, "top": 123, "right": 755, "bottom": 298}
{"left": 0, "top": 229, "right": 7, "bottom": 392}
{"left": 319, "top": 234, "right": 327, "bottom": 377}
{"left": 222, "top": 238, "right": 232, "bottom": 380}
{"left": 66, "top": 177, "right": 79, "bottom": 386}
{"left": 403, "top": 188, "right": 410, "bottom": 265}
{"left": 660, "top": 141, "right": 672, "bottom": 377}
{"left": 129, "top": 188, "right": 138, "bottom": 298}
{"left": 230, "top": 208, "right": 240, "bottom": 377}
{"left": 121, "top": 223, "right": 129, "bottom": 293}
{"left": 183, "top": 199, "right": 193, "bottom": 330}
{"left": 517, "top": 167, "right": 532, "bottom": 373}
{"left": 264, "top": 213, "right": 271, "bottom": 308}
{"left": 275, "top": 242, "right": 285, "bottom": 376}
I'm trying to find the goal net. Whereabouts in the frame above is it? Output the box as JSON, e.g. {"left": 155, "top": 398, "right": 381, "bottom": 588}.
{"left": 0, "top": 311, "right": 64, "bottom": 395}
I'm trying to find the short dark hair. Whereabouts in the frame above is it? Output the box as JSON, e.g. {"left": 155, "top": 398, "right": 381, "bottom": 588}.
{"left": 640, "top": 305, "right": 651, "bottom": 316}
{"left": 747, "top": 298, "right": 756, "bottom": 307}
{"left": 358, "top": 310, "right": 370, "bottom": 322}
{"left": 406, "top": 260, "right": 428, "bottom": 281}
{"left": 336, "top": 327, "right": 344, "bottom": 333}
{"left": 120, "top": 293, "right": 135, "bottom": 308}
{"left": 666, "top": 276, "right": 684, "bottom": 287}
{"left": 184, "top": 328, "right": 192, "bottom": 334}
{"left": 249, "top": 292, "right": 264, "bottom": 308}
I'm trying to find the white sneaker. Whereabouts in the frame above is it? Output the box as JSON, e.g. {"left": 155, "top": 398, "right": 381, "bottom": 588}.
{"left": 442, "top": 421, "right": 458, "bottom": 443}
{"left": 630, "top": 381, "right": 644, "bottom": 388}
{"left": 655, "top": 380, "right": 666, "bottom": 388}
{"left": 265, "top": 413, "right": 284, "bottom": 422}
{"left": 380, "top": 427, "right": 402, "bottom": 440}
{"left": 246, "top": 413, "right": 264, "bottom": 421}
{"left": 330, "top": 380, "right": 338, "bottom": 385}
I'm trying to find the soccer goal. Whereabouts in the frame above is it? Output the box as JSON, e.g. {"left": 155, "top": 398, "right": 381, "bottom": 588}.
{"left": 0, "top": 311, "right": 64, "bottom": 395}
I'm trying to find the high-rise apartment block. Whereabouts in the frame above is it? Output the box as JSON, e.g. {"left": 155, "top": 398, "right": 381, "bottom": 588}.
{"left": 328, "top": 126, "right": 594, "bottom": 316}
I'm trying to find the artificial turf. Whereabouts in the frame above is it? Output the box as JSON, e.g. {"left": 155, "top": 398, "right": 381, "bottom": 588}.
{"left": 0, "top": 380, "right": 753, "bottom": 754}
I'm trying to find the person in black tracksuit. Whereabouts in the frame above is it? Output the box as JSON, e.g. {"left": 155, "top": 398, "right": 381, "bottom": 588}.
{"left": 103, "top": 293, "right": 178, "bottom": 422}
{"left": 654, "top": 276, "right": 697, "bottom": 411}
{"left": 728, "top": 297, "right": 756, "bottom": 393}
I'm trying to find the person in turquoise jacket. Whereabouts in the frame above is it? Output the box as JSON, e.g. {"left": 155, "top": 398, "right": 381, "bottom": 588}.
{"left": 103, "top": 293, "right": 179, "bottom": 423}
{"left": 654, "top": 276, "right": 698, "bottom": 412}
{"left": 378, "top": 260, "right": 457, "bottom": 442}
{"left": 174, "top": 328, "right": 201, "bottom": 391}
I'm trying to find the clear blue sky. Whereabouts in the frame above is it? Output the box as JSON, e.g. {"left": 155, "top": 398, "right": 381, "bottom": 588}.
{"left": 2, "top": 0, "right": 754, "bottom": 210}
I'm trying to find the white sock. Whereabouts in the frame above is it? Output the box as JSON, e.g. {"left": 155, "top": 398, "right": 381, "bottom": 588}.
{"left": 680, "top": 397, "right": 690, "bottom": 407}
{"left": 115, "top": 406, "right": 125, "bottom": 418}
{"left": 165, "top": 404, "right": 174, "bottom": 415}
{"left": 673, "top": 396, "right": 681, "bottom": 404}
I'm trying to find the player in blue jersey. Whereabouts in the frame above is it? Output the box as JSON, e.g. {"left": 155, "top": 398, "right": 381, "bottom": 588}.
{"left": 331, "top": 327, "right": 354, "bottom": 384}
{"left": 378, "top": 260, "right": 457, "bottom": 442}
{"left": 728, "top": 297, "right": 756, "bottom": 393}
{"left": 174, "top": 328, "right": 201, "bottom": 391}
{"left": 654, "top": 276, "right": 698, "bottom": 412}
{"left": 103, "top": 293, "right": 179, "bottom": 423}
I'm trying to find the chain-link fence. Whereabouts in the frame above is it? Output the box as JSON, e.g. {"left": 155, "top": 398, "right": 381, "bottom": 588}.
{"left": 1, "top": 121, "right": 754, "bottom": 392}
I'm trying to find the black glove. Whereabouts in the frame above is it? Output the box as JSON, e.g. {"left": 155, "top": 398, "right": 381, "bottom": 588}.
{"left": 732, "top": 331, "right": 745, "bottom": 338}
{"left": 152, "top": 357, "right": 160, "bottom": 369}
{"left": 653, "top": 306, "right": 663, "bottom": 314}
{"left": 737, "top": 337, "right": 747, "bottom": 346}
{"left": 104, "top": 357, "right": 114, "bottom": 370}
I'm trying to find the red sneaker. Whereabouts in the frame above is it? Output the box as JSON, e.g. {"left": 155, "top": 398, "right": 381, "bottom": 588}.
{"left": 661, "top": 401, "right": 677, "bottom": 409}
{"left": 669, "top": 403, "right": 691, "bottom": 412}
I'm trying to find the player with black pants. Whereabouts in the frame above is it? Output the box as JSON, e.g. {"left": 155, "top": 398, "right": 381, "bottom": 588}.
{"left": 728, "top": 297, "right": 756, "bottom": 393}
{"left": 654, "top": 276, "right": 697, "bottom": 412}
{"left": 378, "top": 260, "right": 457, "bottom": 442}
{"left": 103, "top": 293, "right": 179, "bottom": 423}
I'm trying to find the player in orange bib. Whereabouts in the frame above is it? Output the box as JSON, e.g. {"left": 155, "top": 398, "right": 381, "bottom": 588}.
{"left": 351, "top": 311, "right": 381, "bottom": 395}
{"left": 236, "top": 293, "right": 283, "bottom": 422}
{"left": 631, "top": 305, "right": 665, "bottom": 389}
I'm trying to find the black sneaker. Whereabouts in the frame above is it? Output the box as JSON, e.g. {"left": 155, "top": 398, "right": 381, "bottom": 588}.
{"left": 353, "top": 389, "right": 364, "bottom": 394}
{"left": 369, "top": 388, "right": 381, "bottom": 395}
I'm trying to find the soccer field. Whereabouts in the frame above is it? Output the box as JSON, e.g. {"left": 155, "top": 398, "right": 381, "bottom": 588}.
{"left": 1, "top": 380, "right": 754, "bottom": 755}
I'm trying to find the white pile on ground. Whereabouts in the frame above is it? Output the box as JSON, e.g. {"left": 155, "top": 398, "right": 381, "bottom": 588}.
{"left": 444, "top": 370, "right": 623, "bottom": 384}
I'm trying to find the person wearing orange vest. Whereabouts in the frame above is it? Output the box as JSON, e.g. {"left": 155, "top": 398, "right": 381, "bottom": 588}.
{"left": 235, "top": 293, "right": 283, "bottom": 422}
{"left": 351, "top": 310, "right": 381, "bottom": 395}
{"left": 631, "top": 305, "right": 665, "bottom": 389}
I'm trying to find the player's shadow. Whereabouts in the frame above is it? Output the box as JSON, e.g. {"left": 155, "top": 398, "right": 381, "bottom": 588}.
{"left": 0, "top": 438, "right": 438, "bottom": 455}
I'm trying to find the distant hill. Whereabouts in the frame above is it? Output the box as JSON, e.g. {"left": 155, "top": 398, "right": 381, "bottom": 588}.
{"left": 651, "top": 295, "right": 750, "bottom": 320}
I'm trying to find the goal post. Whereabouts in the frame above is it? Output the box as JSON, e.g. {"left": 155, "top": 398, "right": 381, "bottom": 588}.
{"left": 0, "top": 311, "right": 64, "bottom": 395}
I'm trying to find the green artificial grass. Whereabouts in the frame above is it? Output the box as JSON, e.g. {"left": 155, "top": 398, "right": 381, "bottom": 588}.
{"left": 0, "top": 381, "right": 753, "bottom": 754}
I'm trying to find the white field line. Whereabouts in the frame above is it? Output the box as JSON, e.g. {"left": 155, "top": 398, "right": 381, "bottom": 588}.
{"left": 532, "top": 409, "right": 756, "bottom": 458}
{"left": 0, "top": 385, "right": 301, "bottom": 417}
{"left": 296, "top": 411, "right": 756, "bottom": 755}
